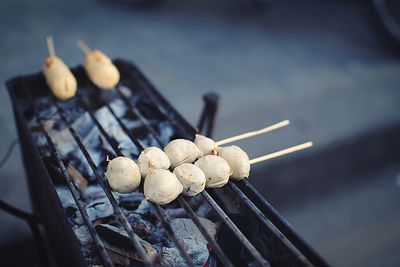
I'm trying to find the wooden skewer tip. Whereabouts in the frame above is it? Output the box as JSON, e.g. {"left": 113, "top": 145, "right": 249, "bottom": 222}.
{"left": 76, "top": 39, "right": 92, "bottom": 54}
{"left": 249, "top": 141, "right": 313, "bottom": 165}
{"left": 216, "top": 119, "right": 291, "bottom": 146}
{"left": 46, "top": 35, "right": 56, "bottom": 57}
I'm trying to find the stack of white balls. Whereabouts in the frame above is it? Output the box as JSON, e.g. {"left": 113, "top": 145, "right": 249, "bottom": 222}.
{"left": 105, "top": 135, "right": 250, "bottom": 205}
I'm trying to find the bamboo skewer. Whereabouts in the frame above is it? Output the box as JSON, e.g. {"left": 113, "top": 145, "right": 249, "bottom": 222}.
{"left": 249, "top": 141, "right": 313, "bottom": 165}
{"left": 76, "top": 39, "right": 92, "bottom": 54}
{"left": 216, "top": 120, "right": 290, "bottom": 146}
{"left": 46, "top": 36, "right": 56, "bottom": 57}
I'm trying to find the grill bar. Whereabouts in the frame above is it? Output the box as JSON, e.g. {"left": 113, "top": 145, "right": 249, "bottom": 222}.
{"left": 25, "top": 92, "right": 115, "bottom": 267}
{"left": 79, "top": 97, "right": 196, "bottom": 267}
{"left": 52, "top": 100, "right": 152, "bottom": 266}
{"left": 238, "top": 180, "right": 330, "bottom": 267}
{"left": 201, "top": 190, "right": 270, "bottom": 266}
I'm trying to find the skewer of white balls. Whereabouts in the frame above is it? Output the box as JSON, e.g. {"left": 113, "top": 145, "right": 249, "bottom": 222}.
{"left": 104, "top": 120, "right": 313, "bottom": 205}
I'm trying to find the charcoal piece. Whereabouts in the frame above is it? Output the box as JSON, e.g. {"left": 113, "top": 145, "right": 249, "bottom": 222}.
{"left": 94, "top": 105, "right": 140, "bottom": 158}
{"left": 86, "top": 199, "right": 114, "bottom": 222}
{"left": 118, "top": 192, "right": 144, "bottom": 210}
{"left": 134, "top": 198, "right": 151, "bottom": 215}
{"left": 160, "top": 218, "right": 217, "bottom": 266}
{"left": 159, "top": 243, "right": 209, "bottom": 267}
{"left": 73, "top": 225, "right": 92, "bottom": 246}
{"left": 165, "top": 208, "right": 187, "bottom": 219}
{"left": 171, "top": 218, "right": 217, "bottom": 244}
{"left": 82, "top": 185, "right": 107, "bottom": 201}
{"left": 127, "top": 213, "right": 156, "bottom": 237}
{"left": 96, "top": 224, "right": 157, "bottom": 263}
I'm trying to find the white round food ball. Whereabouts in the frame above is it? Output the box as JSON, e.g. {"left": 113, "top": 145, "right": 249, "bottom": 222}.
{"left": 173, "top": 163, "right": 206, "bottom": 196}
{"left": 164, "top": 139, "right": 203, "bottom": 168}
{"left": 195, "top": 155, "right": 231, "bottom": 188}
{"left": 144, "top": 169, "right": 183, "bottom": 205}
{"left": 85, "top": 50, "right": 120, "bottom": 90}
{"left": 218, "top": 145, "right": 250, "bottom": 181}
{"left": 194, "top": 134, "right": 218, "bottom": 155}
{"left": 105, "top": 156, "right": 141, "bottom": 193}
{"left": 138, "top": 147, "right": 170, "bottom": 178}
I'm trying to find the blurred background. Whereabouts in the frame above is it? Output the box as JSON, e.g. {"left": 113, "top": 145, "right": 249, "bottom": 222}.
{"left": 1, "top": 0, "right": 400, "bottom": 266}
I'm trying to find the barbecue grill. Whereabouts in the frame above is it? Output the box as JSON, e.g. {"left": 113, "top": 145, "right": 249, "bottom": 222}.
{"left": 6, "top": 59, "right": 329, "bottom": 267}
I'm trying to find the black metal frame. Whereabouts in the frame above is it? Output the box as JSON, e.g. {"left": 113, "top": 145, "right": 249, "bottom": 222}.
{"left": 6, "top": 59, "right": 328, "bottom": 267}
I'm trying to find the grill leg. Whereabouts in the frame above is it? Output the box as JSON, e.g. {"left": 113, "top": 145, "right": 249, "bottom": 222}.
{"left": 197, "top": 92, "right": 220, "bottom": 138}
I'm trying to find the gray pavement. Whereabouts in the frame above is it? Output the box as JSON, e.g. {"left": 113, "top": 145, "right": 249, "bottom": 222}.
{"left": 0, "top": 0, "right": 400, "bottom": 266}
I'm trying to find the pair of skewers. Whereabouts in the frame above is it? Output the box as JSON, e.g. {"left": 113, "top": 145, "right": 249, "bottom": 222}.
{"left": 105, "top": 120, "right": 313, "bottom": 204}
{"left": 43, "top": 37, "right": 120, "bottom": 100}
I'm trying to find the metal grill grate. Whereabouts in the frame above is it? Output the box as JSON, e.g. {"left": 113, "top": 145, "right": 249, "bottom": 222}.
{"left": 7, "top": 59, "right": 328, "bottom": 267}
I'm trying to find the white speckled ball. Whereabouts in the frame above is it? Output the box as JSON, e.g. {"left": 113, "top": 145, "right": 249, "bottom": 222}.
{"left": 144, "top": 169, "right": 183, "bottom": 205}
{"left": 218, "top": 145, "right": 250, "bottom": 181}
{"left": 105, "top": 156, "right": 141, "bottom": 193}
{"left": 164, "top": 139, "right": 203, "bottom": 168}
{"left": 195, "top": 155, "right": 232, "bottom": 188}
{"left": 194, "top": 134, "right": 218, "bottom": 155}
{"left": 173, "top": 163, "right": 206, "bottom": 196}
{"left": 138, "top": 147, "right": 171, "bottom": 178}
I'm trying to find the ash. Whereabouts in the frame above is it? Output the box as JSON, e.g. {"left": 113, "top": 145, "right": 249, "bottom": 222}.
{"left": 28, "top": 86, "right": 220, "bottom": 266}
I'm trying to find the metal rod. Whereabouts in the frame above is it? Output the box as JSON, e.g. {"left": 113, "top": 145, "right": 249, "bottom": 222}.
{"left": 226, "top": 182, "right": 310, "bottom": 265}
{"left": 52, "top": 100, "right": 152, "bottom": 266}
{"left": 201, "top": 190, "right": 270, "bottom": 266}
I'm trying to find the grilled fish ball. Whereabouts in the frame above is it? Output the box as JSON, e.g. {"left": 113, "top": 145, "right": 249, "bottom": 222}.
{"left": 105, "top": 156, "right": 141, "bottom": 193}
{"left": 84, "top": 50, "right": 120, "bottom": 90}
{"left": 218, "top": 145, "right": 250, "bottom": 181}
{"left": 144, "top": 169, "right": 183, "bottom": 205}
{"left": 173, "top": 163, "right": 206, "bottom": 196}
{"left": 164, "top": 139, "right": 203, "bottom": 168}
{"left": 195, "top": 155, "right": 232, "bottom": 188}
{"left": 138, "top": 147, "right": 170, "bottom": 178}
{"left": 43, "top": 56, "right": 77, "bottom": 100}
{"left": 194, "top": 134, "right": 218, "bottom": 155}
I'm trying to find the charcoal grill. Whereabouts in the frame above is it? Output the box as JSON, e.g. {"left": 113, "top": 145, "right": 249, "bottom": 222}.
{"left": 6, "top": 59, "right": 329, "bottom": 267}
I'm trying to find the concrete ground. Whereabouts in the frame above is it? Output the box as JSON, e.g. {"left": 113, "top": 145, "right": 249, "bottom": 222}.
{"left": 0, "top": 0, "right": 400, "bottom": 266}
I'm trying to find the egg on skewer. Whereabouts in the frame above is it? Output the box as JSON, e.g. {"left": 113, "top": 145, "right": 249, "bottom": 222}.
{"left": 143, "top": 169, "right": 183, "bottom": 205}
{"left": 173, "top": 163, "right": 206, "bottom": 196}
{"left": 105, "top": 156, "right": 141, "bottom": 193}
{"left": 137, "top": 147, "right": 170, "bottom": 178}
{"left": 43, "top": 36, "right": 77, "bottom": 101}
{"left": 76, "top": 40, "right": 120, "bottom": 90}
{"left": 194, "top": 155, "right": 232, "bottom": 188}
{"left": 164, "top": 139, "right": 203, "bottom": 168}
